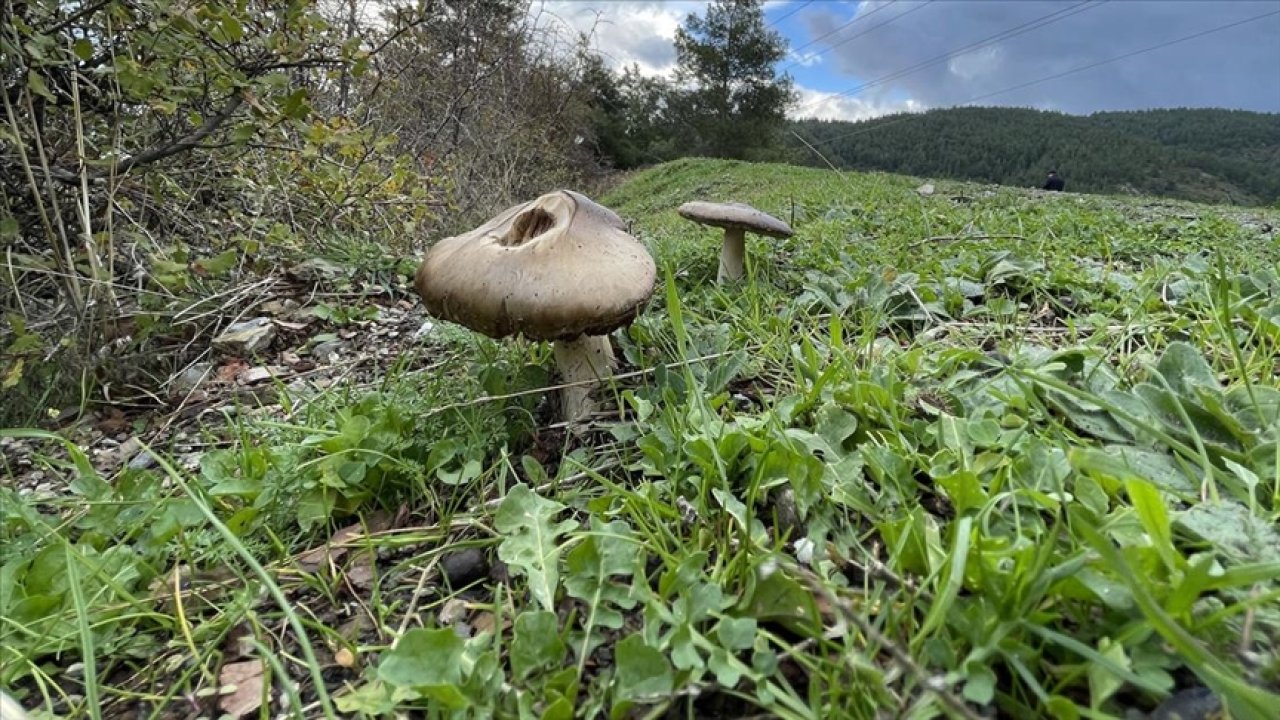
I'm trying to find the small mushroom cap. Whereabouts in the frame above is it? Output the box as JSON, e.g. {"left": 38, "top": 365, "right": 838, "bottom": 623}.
{"left": 415, "top": 190, "right": 655, "bottom": 342}
{"left": 677, "top": 201, "right": 794, "bottom": 238}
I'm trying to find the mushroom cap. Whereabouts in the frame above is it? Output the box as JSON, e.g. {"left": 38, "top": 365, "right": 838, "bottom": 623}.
{"left": 677, "top": 201, "right": 794, "bottom": 239}
{"left": 414, "top": 190, "right": 656, "bottom": 342}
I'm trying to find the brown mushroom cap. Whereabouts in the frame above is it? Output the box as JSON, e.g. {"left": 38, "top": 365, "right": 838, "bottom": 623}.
{"left": 677, "top": 201, "right": 794, "bottom": 238}
{"left": 414, "top": 190, "right": 655, "bottom": 342}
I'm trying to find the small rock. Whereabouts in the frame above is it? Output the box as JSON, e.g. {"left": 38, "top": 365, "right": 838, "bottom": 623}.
{"left": 288, "top": 258, "right": 348, "bottom": 283}
{"left": 260, "top": 299, "right": 299, "bottom": 316}
{"left": 172, "top": 363, "right": 214, "bottom": 395}
{"left": 311, "top": 340, "right": 346, "bottom": 363}
{"left": 1149, "top": 687, "right": 1221, "bottom": 720}
{"left": 438, "top": 597, "right": 468, "bottom": 625}
{"left": 237, "top": 366, "right": 274, "bottom": 385}
{"left": 127, "top": 450, "right": 157, "bottom": 471}
{"left": 413, "top": 321, "right": 436, "bottom": 339}
{"left": 794, "top": 538, "right": 816, "bottom": 565}
{"left": 916, "top": 183, "right": 935, "bottom": 197}
{"left": 471, "top": 612, "right": 497, "bottom": 635}
{"left": 441, "top": 548, "right": 488, "bottom": 587}
{"left": 213, "top": 318, "right": 275, "bottom": 355}
{"left": 773, "top": 488, "right": 801, "bottom": 539}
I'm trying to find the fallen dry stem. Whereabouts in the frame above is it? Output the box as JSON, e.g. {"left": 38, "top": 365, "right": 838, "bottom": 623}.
{"left": 907, "top": 234, "right": 1024, "bottom": 249}
{"left": 418, "top": 345, "right": 763, "bottom": 420}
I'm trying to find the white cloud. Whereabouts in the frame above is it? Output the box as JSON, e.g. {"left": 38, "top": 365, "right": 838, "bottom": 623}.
{"left": 789, "top": 85, "right": 924, "bottom": 122}
{"left": 787, "top": 50, "right": 824, "bottom": 68}
{"left": 533, "top": 1, "right": 711, "bottom": 78}
{"left": 947, "top": 46, "right": 1002, "bottom": 82}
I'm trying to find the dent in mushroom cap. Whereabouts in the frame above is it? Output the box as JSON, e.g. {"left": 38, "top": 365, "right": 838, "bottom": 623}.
{"left": 415, "top": 190, "right": 656, "bottom": 342}
{"left": 677, "top": 201, "right": 794, "bottom": 239}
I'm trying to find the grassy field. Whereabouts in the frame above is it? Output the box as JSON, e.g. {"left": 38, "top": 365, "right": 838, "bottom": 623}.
{"left": 3, "top": 158, "right": 1280, "bottom": 719}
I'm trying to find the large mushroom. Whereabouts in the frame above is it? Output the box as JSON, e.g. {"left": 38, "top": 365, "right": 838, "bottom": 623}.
{"left": 677, "top": 201, "right": 794, "bottom": 283}
{"left": 414, "top": 190, "right": 655, "bottom": 422}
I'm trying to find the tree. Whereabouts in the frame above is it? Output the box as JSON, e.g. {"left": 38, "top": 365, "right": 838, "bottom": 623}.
{"left": 671, "top": 0, "right": 795, "bottom": 160}
{"left": 580, "top": 53, "right": 679, "bottom": 170}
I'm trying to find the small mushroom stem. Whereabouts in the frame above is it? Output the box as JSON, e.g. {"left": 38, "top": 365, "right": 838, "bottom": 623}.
{"left": 717, "top": 227, "right": 747, "bottom": 283}
{"left": 552, "top": 334, "right": 617, "bottom": 422}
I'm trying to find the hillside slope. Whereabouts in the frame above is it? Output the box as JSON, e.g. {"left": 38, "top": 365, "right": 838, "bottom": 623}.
{"left": 788, "top": 107, "right": 1280, "bottom": 207}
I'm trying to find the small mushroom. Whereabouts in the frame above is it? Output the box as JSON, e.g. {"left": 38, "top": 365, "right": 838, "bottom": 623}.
{"left": 677, "top": 201, "right": 794, "bottom": 283}
{"left": 414, "top": 190, "right": 655, "bottom": 422}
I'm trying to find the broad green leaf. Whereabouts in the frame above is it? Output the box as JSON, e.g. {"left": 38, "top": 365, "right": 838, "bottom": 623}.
{"left": 742, "top": 569, "right": 819, "bottom": 632}
{"left": 495, "top": 484, "right": 578, "bottom": 613}
{"left": 1089, "top": 445, "right": 1197, "bottom": 495}
{"left": 612, "top": 635, "right": 672, "bottom": 701}
{"left": 1154, "top": 341, "right": 1221, "bottom": 397}
{"left": 933, "top": 470, "right": 986, "bottom": 513}
{"left": 511, "top": 611, "right": 565, "bottom": 680}
{"left": 378, "top": 628, "right": 468, "bottom": 708}
{"left": 814, "top": 404, "right": 859, "bottom": 452}
{"left": 1176, "top": 501, "right": 1280, "bottom": 565}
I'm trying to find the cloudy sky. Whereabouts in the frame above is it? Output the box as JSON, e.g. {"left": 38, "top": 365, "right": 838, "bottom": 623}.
{"left": 536, "top": 0, "right": 1280, "bottom": 122}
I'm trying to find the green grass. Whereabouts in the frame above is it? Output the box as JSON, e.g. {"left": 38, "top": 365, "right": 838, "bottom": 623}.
{"left": 3, "top": 158, "right": 1280, "bottom": 719}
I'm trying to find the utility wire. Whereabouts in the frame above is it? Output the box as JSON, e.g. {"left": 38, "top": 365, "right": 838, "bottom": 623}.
{"left": 782, "top": 1, "right": 935, "bottom": 74}
{"left": 786, "top": 0, "right": 899, "bottom": 59}
{"left": 794, "top": 0, "right": 1104, "bottom": 113}
{"left": 804, "top": 6, "right": 1280, "bottom": 148}
{"left": 767, "top": 0, "right": 815, "bottom": 29}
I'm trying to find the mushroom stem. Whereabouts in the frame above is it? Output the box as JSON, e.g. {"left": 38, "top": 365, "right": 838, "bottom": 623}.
{"left": 552, "top": 334, "right": 617, "bottom": 422}
{"left": 717, "top": 227, "right": 747, "bottom": 283}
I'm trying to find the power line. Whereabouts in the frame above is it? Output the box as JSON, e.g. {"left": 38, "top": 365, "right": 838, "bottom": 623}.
{"left": 785, "top": 1, "right": 900, "bottom": 60}
{"left": 804, "top": 6, "right": 1280, "bottom": 149}
{"left": 796, "top": 0, "right": 1104, "bottom": 113}
{"left": 767, "top": 0, "right": 815, "bottom": 29}
{"left": 782, "top": 1, "right": 935, "bottom": 75}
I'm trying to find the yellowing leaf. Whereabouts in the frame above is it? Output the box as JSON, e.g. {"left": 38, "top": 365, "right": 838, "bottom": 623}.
{"left": 2, "top": 358, "right": 24, "bottom": 389}
{"left": 27, "top": 70, "right": 55, "bottom": 101}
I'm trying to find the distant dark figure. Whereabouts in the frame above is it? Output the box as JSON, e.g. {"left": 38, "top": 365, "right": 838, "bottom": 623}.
{"left": 1043, "top": 170, "right": 1065, "bottom": 192}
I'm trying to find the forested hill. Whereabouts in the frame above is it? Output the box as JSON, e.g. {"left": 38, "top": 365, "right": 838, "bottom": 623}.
{"left": 787, "top": 107, "right": 1280, "bottom": 206}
